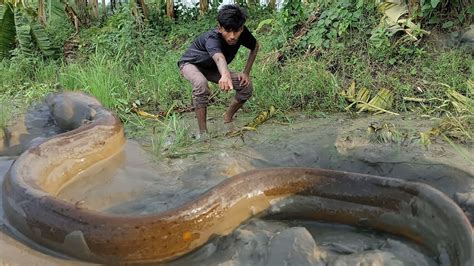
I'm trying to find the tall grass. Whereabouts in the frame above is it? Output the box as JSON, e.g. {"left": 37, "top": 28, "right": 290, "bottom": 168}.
{"left": 151, "top": 114, "right": 193, "bottom": 156}
{"left": 252, "top": 58, "right": 343, "bottom": 112}
{"left": 0, "top": 98, "right": 12, "bottom": 130}
{"left": 129, "top": 50, "right": 190, "bottom": 112}
{"left": 60, "top": 54, "right": 129, "bottom": 109}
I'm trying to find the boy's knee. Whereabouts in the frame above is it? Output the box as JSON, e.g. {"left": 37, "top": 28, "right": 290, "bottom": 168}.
{"left": 236, "top": 82, "right": 253, "bottom": 101}
{"left": 192, "top": 82, "right": 210, "bottom": 108}
{"left": 192, "top": 78, "right": 209, "bottom": 91}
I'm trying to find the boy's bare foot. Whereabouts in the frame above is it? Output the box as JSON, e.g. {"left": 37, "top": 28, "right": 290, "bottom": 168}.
{"left": 195, "top": 131, "right": 210, "bottom": 143}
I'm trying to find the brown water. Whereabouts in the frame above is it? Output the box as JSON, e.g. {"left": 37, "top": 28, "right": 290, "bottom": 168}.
{"left": 1, "top": 112, "right": 473, "bottom": 265}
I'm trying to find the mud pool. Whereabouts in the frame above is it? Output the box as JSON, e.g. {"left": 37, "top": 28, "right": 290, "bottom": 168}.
{"left": 1, "top": 107, "right": 473, "bottom": 265}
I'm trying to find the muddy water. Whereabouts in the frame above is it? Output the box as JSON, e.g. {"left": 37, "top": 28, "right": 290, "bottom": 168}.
{"left": 1, "top": 112, "right": 473, "bottom": 265}
{"left": 0, "top": 158, "right": 85, "bottom": 265}
{"left": 0, "top": 102, "right": 63, "bottom": 156}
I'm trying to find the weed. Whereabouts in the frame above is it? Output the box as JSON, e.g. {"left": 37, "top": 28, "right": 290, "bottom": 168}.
{"left": 151, "top": 113, "right": 193, "bottom": 157}
{"left": 60, "top": 54, "right": 129, "bottom": 110}
{"left": 0, "top": 98, "right": 12, "bottom": 130}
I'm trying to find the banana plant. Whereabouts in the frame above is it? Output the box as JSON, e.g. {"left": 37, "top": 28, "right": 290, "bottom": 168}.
{"left": 0, "top": 0, "right": 56, "bottom": 58}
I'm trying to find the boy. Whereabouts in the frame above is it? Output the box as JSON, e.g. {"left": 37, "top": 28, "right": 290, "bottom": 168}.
{"left": 178, "top": 4, "right": 259, "bottom": 138}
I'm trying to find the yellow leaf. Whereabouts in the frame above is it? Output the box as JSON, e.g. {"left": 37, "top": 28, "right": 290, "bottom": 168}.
{"left": 131, "top": 107, "right": 162, "bottom": 120}
{"left": 226, "top": 106, "right": 276, "bottom": 138}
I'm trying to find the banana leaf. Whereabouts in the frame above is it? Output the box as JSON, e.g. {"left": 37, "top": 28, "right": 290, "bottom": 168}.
{"left": 28, "top": 16, "right": 56, "bottom": 56}
{"left": 226, "top": 106, "right": 277, "bottom": 137}
{"left": 342, "top": 82, "right": 398, "bottom": 115}
{"left": 49, "top": 0, "right": 66, "bottom": 18}
{"left": 14, "top": 8, "right": 33, "bottom": 56}
{"left": 0, "top": 3, "right": 15, "bottom": 58}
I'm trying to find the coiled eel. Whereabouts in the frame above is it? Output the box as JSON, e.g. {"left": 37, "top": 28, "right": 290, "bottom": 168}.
{"left": 2, "top": 92, "right": 473, "bottom": 264}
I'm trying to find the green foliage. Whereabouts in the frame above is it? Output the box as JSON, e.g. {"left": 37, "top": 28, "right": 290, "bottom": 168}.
{"left": 417, "top": 0, "right": 472, "bottom": 26}
{"left": 129, "top": 50, "right": 189, "bottom": 112}
{"left": 368, "top": 27, "right": 393, "bottom": 60}
{"left": 270, "top": 0, "right": 376, "bottom": 59}
{"left": 0, "top": 96, "right": 12, "bottom": 129}
{"left": 81, "top": 5, "right": 140, "bottom": 59}
{"left": 174, "top": 1, "right": 200, "bottom": 21}
{"left": 14, "top": 8, "right": 34, "bottom": 56}
{"left": 152, "top": 113, "right": 193, "bottom": 156}
{"left": 0, "top": 4, "right": 15, "bottom": 58}
{"left": 30, "top": 17, "right": 56, "bottom": 56}
{"left": 304, "top": 0, "right": 366, "bottom": 49}
{"left": 45, "top": 15, "right": 73, "bottom": 48}
{"left": 368, "top": 1, "right": 432, "bottom": 64}
{"left": 0, "top": 52, "right": 59, "bottom": 90}
{"left": 280, "top": 0, "right": 305, "bottom": 27}
{"left": 248, "top": 56, "right": 343, "bottom": 112}
{"left": 60, "top": 54, "right": 129, "bottom": 111}
{"left": 0, "top": 3, "right": 57, "bottom": 58}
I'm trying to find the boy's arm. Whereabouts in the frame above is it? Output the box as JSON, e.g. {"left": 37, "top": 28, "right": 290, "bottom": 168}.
{"left": 212, "top": 53, "right": 233, "bottom": 91}
{"left": 243, "top": 42, "right": 259, "bottom": 75}
{"left": 236, "top": 42, "right": 259, "bottom": 87}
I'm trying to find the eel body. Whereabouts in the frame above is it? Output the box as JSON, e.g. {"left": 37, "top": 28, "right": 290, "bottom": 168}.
{"left": 2, "top": 92, "right": 473, "bottom": 265}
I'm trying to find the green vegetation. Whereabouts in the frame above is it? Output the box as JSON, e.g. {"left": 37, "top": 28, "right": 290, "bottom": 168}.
{"left": 151, "top": 113, "right": 194, "bottom": 156}
{"left": 0, "top": 98, "right": 12, "bottom": 131}
{"left": 0, "top": 0, "right": 473, "bottom": 156}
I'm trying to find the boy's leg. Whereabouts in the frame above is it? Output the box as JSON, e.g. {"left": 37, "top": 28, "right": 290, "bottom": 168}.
{"left": 200, "top": 69, "right": 253, "bottom": 123}
{"left": 180, "top": 64, "right": 210, "bottom": 134}
{"left": 224, "top": 99, "right": 245, "bottom": 123}
{"left": 224, "top": 72, "right": 253, "bottom": 123}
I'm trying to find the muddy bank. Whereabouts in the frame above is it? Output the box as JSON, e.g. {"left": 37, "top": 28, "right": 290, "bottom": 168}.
{"left": 176, "top": 219, "right": 438, "bottom": 265}
{"left": 1, "top": 105, "right": 473, "bottom": 265}
{"left": 91, "top": 112, "right": 473, "bottom": 219}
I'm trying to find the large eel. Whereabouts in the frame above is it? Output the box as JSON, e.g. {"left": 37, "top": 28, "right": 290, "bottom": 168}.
{"left": 2, "top": 92, "right": 474, "bottom": 265}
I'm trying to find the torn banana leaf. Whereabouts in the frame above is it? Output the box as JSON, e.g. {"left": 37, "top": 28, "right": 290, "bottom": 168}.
{"left": 360, "top": 88, "right": 394, "bottom": 113}
{"left": 355, "top": 87, "right": 371, "bottom": 110}
{"left": 226, "top": 106, "right": 276, "bottom": 137}
{"left": 341, "top": 82, "right": 397, "bottom": 115}
{"left": 340, "top": 81, "right": 356, "bottom": 101}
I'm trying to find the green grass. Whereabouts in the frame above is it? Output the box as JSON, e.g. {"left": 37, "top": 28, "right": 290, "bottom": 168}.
{"left": 151, "top": 113, "right": 194, "bottom": 157}
{"left": 60, "top": 54, "right": 129, "bottom": 109}
{"left": 0, "top": 98, "right": 12, "bottom": 130}
{"left": 129, "top": 50, "right": 190, "bottom": 112}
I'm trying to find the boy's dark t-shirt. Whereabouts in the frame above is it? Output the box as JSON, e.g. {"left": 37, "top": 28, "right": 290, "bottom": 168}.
{"left": 178, "top": 26, "right": 257, "bottom": 69}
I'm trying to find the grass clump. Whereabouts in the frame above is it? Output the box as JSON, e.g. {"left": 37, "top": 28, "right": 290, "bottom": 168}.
{"left": 151, "top": 114, "right": 194, "bottom": 157}
{"left": 0, "top": 98, "right": 12, "bottom": 131}
{"left": 60, "top": 54, "right": 129, "bottom": 111}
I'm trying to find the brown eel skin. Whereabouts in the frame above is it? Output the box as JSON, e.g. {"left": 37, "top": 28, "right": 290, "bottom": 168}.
{"left": 2, "top": 92, "right": 473, "bottom": 265}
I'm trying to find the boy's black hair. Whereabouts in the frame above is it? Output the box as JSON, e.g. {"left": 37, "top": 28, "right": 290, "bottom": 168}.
{"left": 218, "top": 5, "right": 247, "bottom": 32}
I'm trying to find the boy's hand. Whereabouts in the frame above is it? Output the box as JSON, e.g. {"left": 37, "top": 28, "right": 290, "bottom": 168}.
{"left": 237, "top": 73, "right": 250, "bottom": 87}
{"left": 219, "top": 73, "right": 233, "bottom": 92}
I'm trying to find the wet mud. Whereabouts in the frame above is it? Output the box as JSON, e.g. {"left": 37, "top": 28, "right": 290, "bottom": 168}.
{"left": 0, "top": 96, "right": 473, "bottom": 265}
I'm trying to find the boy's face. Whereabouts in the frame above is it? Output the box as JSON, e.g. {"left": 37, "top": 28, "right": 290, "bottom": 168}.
{"left": 218, "top": 25, "right": 244, "bottom": 45}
